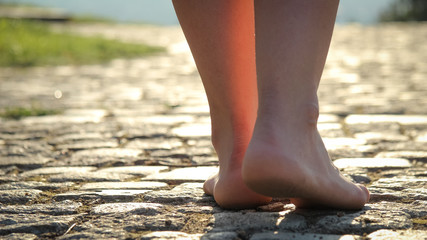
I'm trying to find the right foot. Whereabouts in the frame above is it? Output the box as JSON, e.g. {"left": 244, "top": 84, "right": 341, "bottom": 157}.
{"left": 242, "top": 111, "right": 369, "bottom": 210}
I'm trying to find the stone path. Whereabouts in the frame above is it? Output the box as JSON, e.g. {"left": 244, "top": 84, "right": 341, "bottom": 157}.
{"left": 0, "top": 22, "right": 426, "bottom": 239}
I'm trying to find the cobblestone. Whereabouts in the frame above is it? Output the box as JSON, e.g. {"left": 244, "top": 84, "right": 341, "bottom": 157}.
{"left": 0, "top": 22, "right": 426, "bottom": 238}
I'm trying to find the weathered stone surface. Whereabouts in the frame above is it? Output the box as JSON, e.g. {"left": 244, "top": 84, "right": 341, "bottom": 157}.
{"left": 140, "top": 231, "right": 203, "bottom": 240}
{"left": 143, "top": 167, "right": 218, "bottom": 182}
{"left": 366, "top": 201, "right": 427, "bottom": 219}
{"left": 171, "top": 123, "right": 211, "bottom": 137}
{"left": 370, "top": 177, "right": 427, "bottom": 191}
{"left": 334, "top": 158, "right": 412, "bottom": 169}
{"left": 54, "top": 190, "right": 151, "bottom": 202}
{"left": 314, "top": 208, "right": 412, "bottom": 234}
{"left": 48, "top": 172, "right": 133, "bottom": 183}
{"left": 0, "top": 181, "right": 75, "bottom": 191}
{"left": 367, "top": 229, "right": 427, "bottom": 240}
{"left": 0, "top": 201, "right": 81, "bottom": 215}
{"left": 92, "top": 202, "right": 164, "bottom": 215}
{"left": 250, "top": 232, "right": 359, "bottom": 240}
{"left": 125, "top": 138, "right": 183, "bottom": 150}
{"left": 0, "top": 189, "right": 42, "bottom": 204}
{"left": 65, "top": 148, "right": 143, "bottom": 166}
{"left": 345, "top": 115, "right": 427, "bottom": 126}
{"left": 80, "top": 181, "right": 168, "bottom": 191}
{"left": 54, "top": 140, "right": 118, "bottom": 151}
{"left": 144, "top": 183, "right": 212, "bottom": 204}
{"left": 74, "top": 212, "right": 187, "bottom": 234}
{"left": 21, "top": 167, "right": 97, "bottom": 177}
{"left": 354, "top": 132, "right": 409, "bottom": 143}
{"left": 211, "top": 211, "right": 307, "bottom": 232}
{"left": 95, "top": 166, "right": 168, "bottom": 176}
{"left": 368, "top": 177, "right": 427, "bottom": 202}
{"left": 375, "top": 151, "right": 427, "bottom": 163}
{"left": 1, "top": 233, "right": 38, "bottom": 240}
{"left": 0, "top": 214, "right": 80, "bottom": 235}
{"left": 0, "top": 156, "right": 51, "bottom": 169}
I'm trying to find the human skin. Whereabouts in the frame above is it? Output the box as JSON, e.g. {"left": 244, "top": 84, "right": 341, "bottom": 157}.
{"left": 172, "top": 0, "right": 370, "bottom": 209}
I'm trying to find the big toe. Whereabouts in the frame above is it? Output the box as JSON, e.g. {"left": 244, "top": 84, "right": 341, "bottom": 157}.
{"left": 357, "top": 184, "right": 370, "bottom": 203}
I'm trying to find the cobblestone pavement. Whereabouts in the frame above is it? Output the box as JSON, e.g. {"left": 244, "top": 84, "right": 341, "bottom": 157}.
{"left": 0, "top": 23, "right": 426, "bottom": 239}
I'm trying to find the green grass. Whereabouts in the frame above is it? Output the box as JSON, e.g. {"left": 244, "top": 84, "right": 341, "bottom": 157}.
{"left": 0, "top": 19, "right": 164, "bottom": 67}
{"left": 0, "top": 106, "right": 61, "bottom": 119}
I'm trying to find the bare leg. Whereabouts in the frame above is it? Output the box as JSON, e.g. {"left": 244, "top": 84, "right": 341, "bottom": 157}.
{"left": 172, "top": 0, "right": 272, "bottom": 209}
{"left": 242, "top": 0, "right": 370, "bottom": 209}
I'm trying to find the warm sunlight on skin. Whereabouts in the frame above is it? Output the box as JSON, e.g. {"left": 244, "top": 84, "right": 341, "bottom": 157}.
{"left": 173, "top": 0, "right": 369, "bottom": 209}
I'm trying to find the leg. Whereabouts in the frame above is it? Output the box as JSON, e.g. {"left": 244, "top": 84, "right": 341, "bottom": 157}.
{"left": 172, "top": 0, "right": 271, "bottom": 209}
{"left": 242, "top": 0, "right": 370, "bottom": 209}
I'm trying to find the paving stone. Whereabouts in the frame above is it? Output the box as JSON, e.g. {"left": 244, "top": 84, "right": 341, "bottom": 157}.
{"left": 48, "top": 132, "right": 106, "bottom": 145}
{"left": 0, "top": 189, "right": 42, "bottom": 204}
{"left": 143, "top": 167, "right": 218, "bottom": 182}
{"left": 211, "top": 211, "right": 307, "bottom": 232}
{"left": 65, "top": 148, "right": 143, "bottom": 166}
{"left": 119, "top": 115, "right": 195, "bottom": 125}
{"left": 1, "top": 140, "right": 53, "bottom": 156}
{"left": 0, "top": 214, "right": 80, "bottom": 236}
{"left": 201, "top": 232, "right": 240, "bottom": 240}
{"left": 376, "top": 141, "right": 427, "bottom": 152}
{"left": 0, "top": 181, "right": 75, "bottom": 191}
{"left": 144, "top": 183, "right": 212, "bottom": 204}
{"left": 21, "top": 167, "right": 97, "bottom": 177}
{"left": 54, "top": 190, "right": 151, "bottom": 202}
{"left": 354, "top": 132, "right": 409, "bottom": 143}
{"left": 47, "top": 172, "right": 133, "bottom": 182}
{"left": 74, "top": 212, "right": 187, "bottom": 234}
{"left": 0, "top": 156, "right": 51, "bottom": 169}
{"left": 57, "top": 232, "right": 127, "bottom": 240}
{"left": 95, "top": 166, "right": 168, "bottom": 176}
{"left": 368, "top": 186, "right": 427, "bottom": 202}
{"left": 345, "top": 115, "right": 427, "bottom": 126}
{"left": 323, "top": 138, "right": 366, "bottom": 149}
{"left": 92, "top": 203, "right": 164, "bottom": 215}
{"left": 0, "top": 233, "right": 38, "bottom": 240}
{"left": 370, "top": 177, "right": 427, "bottom": 191}
{"left": 125, "top": 138, "right": 183, "bottom": 150}
{"left": 368, "top": 177, "right": 427, "bottom": 202}
{"left": 318, "top": 123, "right": 346, "bottom": 138}
{"left": 250, "top": 232, "right": 359, "bottom": 240}
{"left": 140, "top": 231, "right": 203, "bottom": 240}
{"left": 366, "top": 201, "right": 427, "bottom": 219}
{"left": 191, "top": 156, "right": 219, "bottom": 166}
{"left": 116, "top": 125, "right": 169, "bottom": 139}
{"left": 367, "top": 229, "right": 427, "bottom": 240}
{"left": 21, "top": 109, "right": 106, "bottom": 125}
{"left": 176, "top": 204, "right": 217, "bottom": 214}
{"left": 375, "top": 151, "right": 427, "bottom": 163}
{"left": 333, "top": 158, "right": 412, "bottom": 169}
{"left": 171, "top": 123, "right": 211, "bottom": 137}
{"left": 54, "top": 140, "right": 118, "bottom": 151}
{"left": 344, "top": 121, "right": 402, "bottom": 135}
{"left": 80, "top": 181, "right": 168, "bottom": 191}
{"left": 318, "top": 114, "right": 340, "bottom": 123}
{"left": 313, "top": 208, "right": 412, "bottom": 234}
{"left": 0, "top": 201, "right": 81, "bottom": 215}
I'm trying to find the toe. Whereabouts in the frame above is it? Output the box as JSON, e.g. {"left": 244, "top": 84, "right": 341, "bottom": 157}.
{"left": 357, "top": 184, "right": 370, "bottom": 203}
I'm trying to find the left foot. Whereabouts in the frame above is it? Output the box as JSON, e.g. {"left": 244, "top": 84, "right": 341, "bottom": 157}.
{"left": 203, "top": 161, "right": 272, "bottom": 209}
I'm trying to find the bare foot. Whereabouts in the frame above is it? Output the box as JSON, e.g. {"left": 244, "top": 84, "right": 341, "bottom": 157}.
{"left": 242, "top": 110, "right": 370, "bottom": 210}
{"left": 203, "top": 169, "right": 272, "bottom": 209}
{"left": 203, "top": 138, "right": 272, "bottom": 209}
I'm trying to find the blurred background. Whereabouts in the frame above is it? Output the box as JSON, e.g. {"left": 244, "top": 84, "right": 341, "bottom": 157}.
{"left": 1, "top": 0, "right": 426, "bottom": 25}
